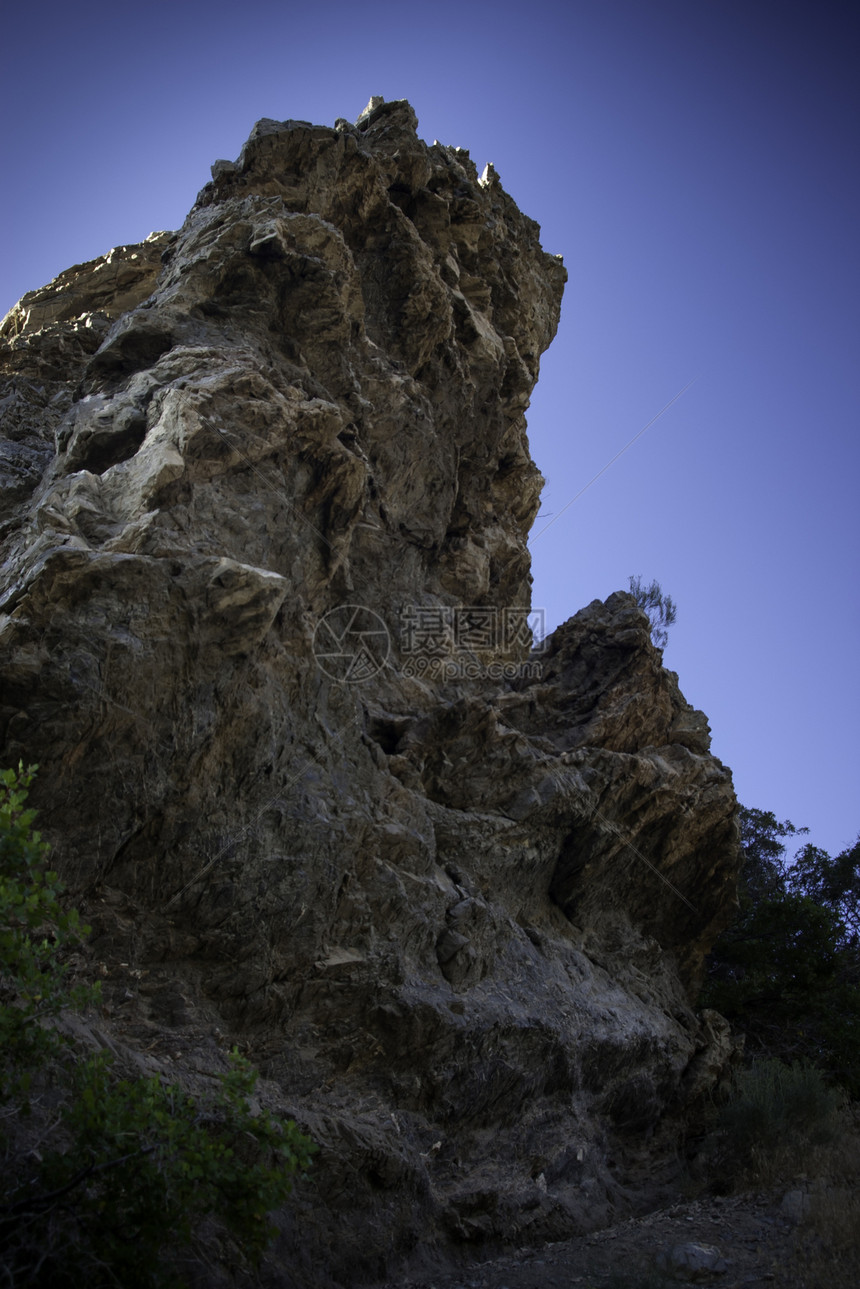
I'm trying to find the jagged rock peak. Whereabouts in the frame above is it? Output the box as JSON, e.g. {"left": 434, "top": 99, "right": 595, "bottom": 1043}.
{"left": 2, "top": 98, "right": 566, "bottom": 612}
{"left": 355, "top": 93, "right": 388, "bottom": 121}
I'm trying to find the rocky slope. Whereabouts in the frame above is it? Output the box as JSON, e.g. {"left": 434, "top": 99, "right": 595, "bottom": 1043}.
{"left": 0, "top": 98, "right": 740, "bottom": 1286}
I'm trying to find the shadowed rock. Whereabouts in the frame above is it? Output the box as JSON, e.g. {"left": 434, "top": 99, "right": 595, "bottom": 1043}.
{"left": 0, "top": 98, "right": 740, "bottom": 1287}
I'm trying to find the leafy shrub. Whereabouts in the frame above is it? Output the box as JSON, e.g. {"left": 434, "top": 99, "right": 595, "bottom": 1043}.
{"left": 0, "top": 765, "right": 315, "bottom": 1287}
{"left": 722, "top": 1059, "right": 840, "bottom": 1153}
{"left": 0, "top": 764, "right": 92, "bottom": 1094}
{"left": 711, "top": 1058, "right": 841, "bottom": 1187}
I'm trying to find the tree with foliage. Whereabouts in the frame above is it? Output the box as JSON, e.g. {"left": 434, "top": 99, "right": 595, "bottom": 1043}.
{"left": 0, "top": 765, "right": 316, "bottom": 1288}
{"left": 703, "top": 806, "right": 860, "bottom": 1097}
{"left": 627, "top": 575, "right": 677, "bottom": 649}
{"left": 787, "top": 834, "right": 860, "bottom": 946}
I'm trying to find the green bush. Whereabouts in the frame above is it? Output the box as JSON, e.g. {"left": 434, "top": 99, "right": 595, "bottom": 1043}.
{"left": 721, "top": 1058, "right": 841, "bottom": 1156}
{"left": 708, "top": 1057, "right": 842, "bottom": 1189}
{"left": 0, "top": 765, "right": 316, "bottom": 1287}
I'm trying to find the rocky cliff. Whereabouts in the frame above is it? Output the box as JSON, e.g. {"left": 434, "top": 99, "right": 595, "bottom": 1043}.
{"left": 0, "top": 98, "right": 740, "bottom": 1286}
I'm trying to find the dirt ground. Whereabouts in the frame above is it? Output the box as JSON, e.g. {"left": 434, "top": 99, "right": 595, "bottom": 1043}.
{"left": 372, "top": 1187, "right": 851, "bottom": 1288}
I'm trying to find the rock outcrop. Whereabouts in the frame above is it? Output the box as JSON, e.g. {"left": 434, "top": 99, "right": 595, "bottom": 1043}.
{"left": 0, "top": 99, "right": 739, "bottom": 1287}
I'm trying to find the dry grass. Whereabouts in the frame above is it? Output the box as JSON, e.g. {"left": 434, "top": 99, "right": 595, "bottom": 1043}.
{"left": 692, "top": 1060, "right": 860, "bottom": 1287}
{"left": 788, "top": 1112, "right": 860, "bottom": 1289}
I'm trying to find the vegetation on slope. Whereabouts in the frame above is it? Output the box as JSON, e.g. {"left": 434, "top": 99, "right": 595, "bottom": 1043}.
{"left": 0, "top": 765, "right": 315, "bottom": 1288}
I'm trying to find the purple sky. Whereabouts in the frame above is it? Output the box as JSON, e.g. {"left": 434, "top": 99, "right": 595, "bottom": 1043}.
{"left": 2, "top": 0, "right": 858, "bottom": 856}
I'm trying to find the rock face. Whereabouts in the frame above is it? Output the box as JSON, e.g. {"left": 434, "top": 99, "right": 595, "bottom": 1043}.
{"left": 0, "top": 99, "right": 740, "bottom": 1286}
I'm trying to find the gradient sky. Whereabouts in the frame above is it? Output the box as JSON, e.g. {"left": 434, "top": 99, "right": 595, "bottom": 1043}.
{"left": 2, "top": 0, "right": 858, "bottom": 857}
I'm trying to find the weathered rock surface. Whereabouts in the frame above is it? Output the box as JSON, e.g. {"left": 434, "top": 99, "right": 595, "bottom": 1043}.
{"left": 0, "top": 98, "right": 740, "bottom": 1287}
